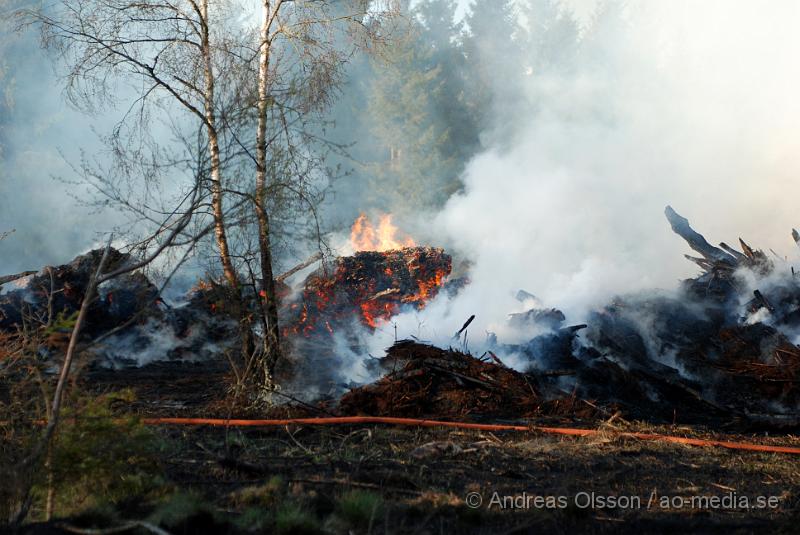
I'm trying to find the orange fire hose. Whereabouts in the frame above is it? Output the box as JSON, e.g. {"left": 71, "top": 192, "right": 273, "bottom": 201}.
{"left": 139, "top": 415, "right": 800, "bottom": 455}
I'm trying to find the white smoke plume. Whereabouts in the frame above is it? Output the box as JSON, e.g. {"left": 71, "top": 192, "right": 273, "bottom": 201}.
{"left": 365, "top": 1, "right": 800, "bottom": 360}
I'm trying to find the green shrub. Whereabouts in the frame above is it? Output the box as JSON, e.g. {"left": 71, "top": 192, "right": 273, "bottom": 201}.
{"left": 335, "top": 490, "right": 384, "bottom": 530}
{"left": 275, "top": 502, "right": 321, "bottom": 535}
{"left": 230, "top": 476, "right": 284, "bottom": 507}
{"left": 40, "top": 389, "right": 165, "bottom": 517}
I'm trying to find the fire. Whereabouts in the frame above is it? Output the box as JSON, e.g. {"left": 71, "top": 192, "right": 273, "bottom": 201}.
{"left": 284, "top": 246, "right": 451, "bottom": 335}
{"left": 410, "top": 268, "right": 448, "bottom": 307}
{"left": 360, "top": 300, "right": 398, "bottom": 329}
{"left": 350, "top": 213, "right": 415, "bottom": 252}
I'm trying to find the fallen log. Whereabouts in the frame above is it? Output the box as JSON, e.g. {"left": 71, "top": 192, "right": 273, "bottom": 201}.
{"left": 665, "top": 205, "right": 735, "bottom": 264}
{"left": 276, "top": 251, "right": 323, "bottom": 283}
{"left": 0, "top": 271, "right": 37, "bottom": 286}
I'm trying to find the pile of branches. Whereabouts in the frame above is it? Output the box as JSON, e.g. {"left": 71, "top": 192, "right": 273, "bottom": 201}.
{"left": 339, "top": 340, "right": 543, "bottom": 418}
{"left": 0, "top": 248, "right": 235, "bottom": 368}
{"left": 0, "top": 248, "right": 156, "bottom": 337}
{"left": 498, "top": 207, "right": 800, "bottom": 427}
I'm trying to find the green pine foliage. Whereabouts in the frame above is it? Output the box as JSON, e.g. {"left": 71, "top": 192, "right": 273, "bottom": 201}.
{"left": 365, "top": 0, "right": 475, "bottom": 214}
{"left": 39, "top": 389, "right": 166, "bottom": 518}
{"left": 323, "top": 0, "right": 584, "bottom": 222}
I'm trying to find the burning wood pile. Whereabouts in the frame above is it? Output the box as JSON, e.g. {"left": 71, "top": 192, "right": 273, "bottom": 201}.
{"left": 283, "top": 247, "right": 451, "bottom": 336}
{"left": 0, "top": 248, "right": 236, "bottom": 367}
{"left": 0, "top": 214, "right": 453, "bottom": 373}
{"left": 3, "top": 207, "right": 800, "bottom": 429}
{"left": 279, "top": 214, "right": 455, "bottom": 396}
{"left": 0, "top": 248, "right": 157, "bottom": 337}
{"left": 335, "top": 207, "right": 800, "bottom": 428}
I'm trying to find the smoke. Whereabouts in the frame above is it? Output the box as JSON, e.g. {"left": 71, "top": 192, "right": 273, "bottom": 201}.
{"left": 0, "top": 23, "right": 137, "bottom": 275}
{"left": 365, "top": 1, "right": 800, "bottom": 356}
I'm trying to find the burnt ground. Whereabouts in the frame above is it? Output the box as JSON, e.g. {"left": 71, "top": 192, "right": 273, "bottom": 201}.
{"left": 16, "top": 362, "right": 791, "bottom": 534}
{"left": 83, "top": 361, "right": 233, "bottom": 415}
{"left": 161, "top": 423, "right": 800, "bottom": 533}
{"left": 19, "top": 422, "right": 800, "bottom": 534}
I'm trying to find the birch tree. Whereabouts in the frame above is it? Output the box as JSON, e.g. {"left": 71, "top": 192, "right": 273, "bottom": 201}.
{"left": 33, "top": 0, "right": 399, "bottom": 395}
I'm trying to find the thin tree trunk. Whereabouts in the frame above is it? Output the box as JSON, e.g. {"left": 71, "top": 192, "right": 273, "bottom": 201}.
{"left": 201, "top": 0, "right": 237, "bottom": 291}
{"left": 44, "top": 244, "right": 112, "bottom": 449}
{"left": 255, "top": 0, "right": 282, "bottom": 385}
{"left": 200, "top": 0, "right": 255, "bottom": 366}
{"left": 45, "top": 444, "right": 54, "bottom": 521}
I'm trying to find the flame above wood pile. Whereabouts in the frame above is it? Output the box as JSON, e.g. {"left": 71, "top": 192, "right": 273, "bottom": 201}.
{"left": 350, "top": 213, "right": 415, "bottom": 252}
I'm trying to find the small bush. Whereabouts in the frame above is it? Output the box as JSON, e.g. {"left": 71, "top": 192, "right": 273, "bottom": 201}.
{"left": 230, "top": 476, "right": 284, "bottom": 507}
{"left": 41, "top": 389, "right": 165, "bottom": 517}
{"left": 1, "top": 332, "right": 53, "bottom": 523}
{"left": 335, "top": 490, "right": 384, "bottom": 530}
{"left": 275, "top": 502, "right": 321, "bottom": 535}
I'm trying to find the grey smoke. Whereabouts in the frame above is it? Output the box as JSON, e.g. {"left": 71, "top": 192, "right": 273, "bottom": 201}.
{"left": 364, "top": 1, "right": 800, "bottom": 358}
{"left": 0, "top": 25, "right": 127, "bottom": 273}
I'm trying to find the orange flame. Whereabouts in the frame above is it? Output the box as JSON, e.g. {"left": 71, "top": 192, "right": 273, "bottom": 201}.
{"left": 350, "top": 213, "right": 415, "bottom": 252}
{"left": 360, "top": 300, "right": 398, "bottom": 329}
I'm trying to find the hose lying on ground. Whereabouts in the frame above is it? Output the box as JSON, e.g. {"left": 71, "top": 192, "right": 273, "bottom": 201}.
{"left": 139, "top": 415, "right": 800, "bottom": 455}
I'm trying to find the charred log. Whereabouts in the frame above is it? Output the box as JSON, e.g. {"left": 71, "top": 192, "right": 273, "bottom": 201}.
{"left": 666, "top": 206, "right": 771, "bottom": 275}
{"left": 665, "top": 205, "right": 736, "bottom": 265}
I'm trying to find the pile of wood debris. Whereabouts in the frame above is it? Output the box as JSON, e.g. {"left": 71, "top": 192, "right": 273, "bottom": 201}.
{"left": 5, "top": 206, "right": 800, "bottom": 430}
{"left": 339, "top": 340, "right": 542, "bottom": 418}
{"left": 337, "top": 207, "right": 800, "bottom": 428}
